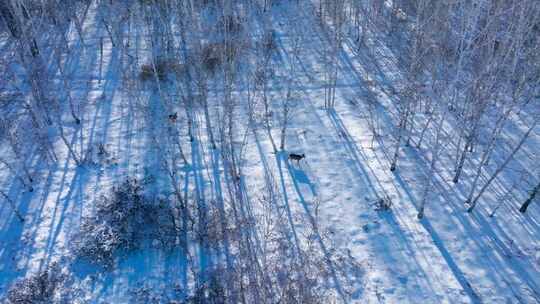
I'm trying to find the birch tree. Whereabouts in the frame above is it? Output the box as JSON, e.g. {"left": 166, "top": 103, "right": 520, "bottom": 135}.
{"left": 466, "top": 116, "right": 538, "bottom": 212}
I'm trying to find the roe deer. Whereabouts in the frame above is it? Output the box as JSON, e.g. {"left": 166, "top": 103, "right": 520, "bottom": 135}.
{"left": 168, "top": 112, "right": 177, "bottom": 123}
{"left": 288, "top": 153, "right": 305, "bottom": 164}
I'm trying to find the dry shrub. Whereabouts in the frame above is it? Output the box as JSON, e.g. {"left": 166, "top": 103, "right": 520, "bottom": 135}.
{"left": 130, "top": 282, "right": 184, "bottom": 304}
{"left": 138, "top": 0, "right": 170, "bottom": 5}
{"left": 72, "top": 178, "right": 180, "bottom": 267}
{"left": 201, "top": 42, "right": 240, "bottom": 73}
{"left": 185, "top": 274, "right": 226, "bottom": 304}
{"left": 261, "top": 30, "right": 278, "bottom": 55}
{"left": 140, "top": 58, "right": 186, "bottom": 82}
{"left": 6, "top": 263, "right": 66, "bottom": 304}
{"left": 217, "top": 15, "right": 243, "bottom": 34}
{"left": 197, "top": 201, "right": 252, "bottom": 249}
{"left": 128, "top": 271, "right": 227, "bottom": 304}
{"left": 139, "top": 64, "right": 157, "bottom": 81}
{"left": 193, "top": 0, "right": 216, "bottom": 9}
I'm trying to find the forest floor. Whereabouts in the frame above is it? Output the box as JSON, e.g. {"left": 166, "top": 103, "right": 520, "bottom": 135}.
{"left": 0, "top": 1, "right": 539, "bottom": 303}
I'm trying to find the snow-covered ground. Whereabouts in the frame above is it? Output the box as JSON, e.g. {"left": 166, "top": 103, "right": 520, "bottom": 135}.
{"left": 1, "top": 1, "right": 539, "bottom": 303}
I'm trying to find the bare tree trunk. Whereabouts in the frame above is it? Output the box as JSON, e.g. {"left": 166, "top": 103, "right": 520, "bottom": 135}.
{"left": 467, "top": 118, "right": 538, "bottom": 212}
{"left": 453, "top": 135, "right": 473, "bottom": 183}
{"left": 56, "top": 53, "right": 81, "bottom": 124}
{"left": 390, "top": 111, "right": 408, "bottom": 171}
{"left": 464, "top": 110, "right": 512, "bottom": 206}
{"left": 519, "top": 181, "right": 539, "bottom": 213}
{"left": 101, "top": 17, "right": 116, "bottom": 47}
{"left": 0, "top": 158, "right": 33, "bottom": 192}
{"left": 0, "top": 190, "right": 24, "bottom": 222}
{"left": 58, "top": 121, "right": 82, "bottom": 165}
{"left": 418, "top": 115, "right": 445, "bottom": 219}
